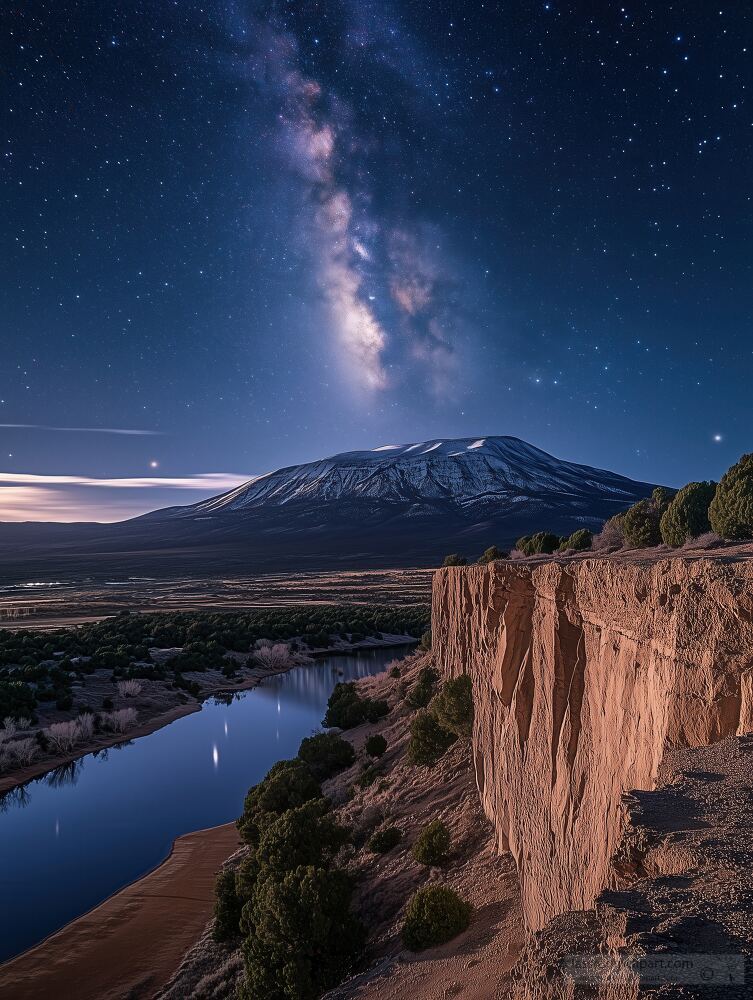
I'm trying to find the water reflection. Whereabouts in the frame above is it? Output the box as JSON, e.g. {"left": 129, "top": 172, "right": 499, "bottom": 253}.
{"left": 44, "top": 760, "right": 82, "bottom": 790}
{"left": 0, "top": 645, "right": 412, "bottom": 963}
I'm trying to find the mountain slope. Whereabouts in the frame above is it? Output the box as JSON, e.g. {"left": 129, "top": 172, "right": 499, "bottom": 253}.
{"left": 0, "top": 437, "right": 658, "bottom": 581}
{"left": 147, "top": 436, "right": 649, "bottom": 519}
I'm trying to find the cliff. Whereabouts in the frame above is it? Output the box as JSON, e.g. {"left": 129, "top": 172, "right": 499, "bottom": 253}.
{"left": 433, "top": 557, "right": 753, "bottom": 933}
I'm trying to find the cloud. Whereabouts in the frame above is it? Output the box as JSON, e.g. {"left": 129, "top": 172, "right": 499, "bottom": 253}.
{"left": 0, "top": 472, "right": 247, "bottom": 489}
{"left": 0, "top": 424, "right": 164, "bottom": 436}
{"left": 0, "top": 473, "right": 250, "bottom": 523}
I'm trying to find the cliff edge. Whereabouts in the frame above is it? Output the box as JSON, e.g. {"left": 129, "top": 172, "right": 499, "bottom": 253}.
{"left": 433, "top": 557, "right": 753, "bottom": 933}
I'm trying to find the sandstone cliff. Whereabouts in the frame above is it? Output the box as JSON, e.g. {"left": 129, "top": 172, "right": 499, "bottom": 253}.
{"left": 433, "top": 557, "right": 753, "bottom": 933}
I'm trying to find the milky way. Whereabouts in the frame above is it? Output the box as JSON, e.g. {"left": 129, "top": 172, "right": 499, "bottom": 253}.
{"left": 242, "top": 9, "right": 464, "bottom": 394}
{"left": 2, "top": 0, "right": 752, "bottom": 511}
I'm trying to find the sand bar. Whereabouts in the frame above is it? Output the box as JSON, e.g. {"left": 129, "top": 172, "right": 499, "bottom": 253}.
{"left": 0, "top": 822, "right": 240, "bottom": 1000}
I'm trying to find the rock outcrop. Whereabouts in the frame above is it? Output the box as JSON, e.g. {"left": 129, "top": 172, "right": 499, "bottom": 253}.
{"left": 433, "top": 557, "right": 753, "bottom": 933}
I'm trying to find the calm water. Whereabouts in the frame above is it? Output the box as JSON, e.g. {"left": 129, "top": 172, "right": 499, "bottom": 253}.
{"left": 0, "top": 646, "right": 408, "bottom": 963}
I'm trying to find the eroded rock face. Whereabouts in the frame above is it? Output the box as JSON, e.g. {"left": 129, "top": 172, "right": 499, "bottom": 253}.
{"left": 433, "top": 558, "right": 753, "bottom": 931}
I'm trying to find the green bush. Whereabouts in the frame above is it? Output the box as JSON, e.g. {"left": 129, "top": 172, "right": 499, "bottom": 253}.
{"left": 297, "top": 732, "right": 355, "bottom": 779}
{"left": 213, "top": 867, "right": 243, "bottom": 942}
{"left": 238, "top": 759, "right": 322, "bottom": 846}
{"left": 660, "top": 481, "right": 717, "bottom": 546}
{"left": 402, "top": 885, "right": 472, "bottom": 951}
{"left": 389, "top": 665, "right": 401, "bottom": 679}
{"left": 406, "top": 665, "right": 439, "bottom": 709}
{"left": 408, "top": 710, "right": 457, "bottom": 767}
{"left": 418, "top": 629, "right": 432, "bottom": 652}
{"left": 256, "top": 800, "right": 351, "bottom": 876}
{"left": 622, "top": 487, "right": 673, "bottom": 548}
{"left": 240, "top": 865, "right": 365, "bottom": 1000}
{"left": 442, "top": 553, "right": 467, "bottom": 567}
{"left": 516, "top": 531, "right": 560, "bottom": 556}
{"left": 412, "top": 819, "right": 451, "bottom": 867}
{"left": 477, "top": 545, "right": 508, "bottom": 564}
{"left": 365, "top": 733, "right": 387, "bottom": 758}
{"left": 430, "top": 675, "right": 474, "bottom": 738}
{"left": 709, "top": 454, "right": 753, "bottom": 539}
{"left": 557, "top": 528, "right": 592, "bottom": 553}
{"left": 356, "top": 764, "right": 381, "bottom": 788}
{"left": 367, "top": 825, "right": 402, "bottom": 853}
{"left": 323, "top": 682, "right": 388, "bottom": 729}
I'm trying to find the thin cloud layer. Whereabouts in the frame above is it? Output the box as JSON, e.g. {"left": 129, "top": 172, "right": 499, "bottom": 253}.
{"left": 0, "top": 424, "right": 163, "bottom": 436}
{"left": 0, "top": 473, "right": 249, "bottom": 522}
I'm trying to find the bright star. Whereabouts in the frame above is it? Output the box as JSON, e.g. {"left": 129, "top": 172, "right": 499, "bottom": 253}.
{"left": 713, "top": 434, "right": 723, "bottom": 443}
{"left": 149, "top": 460, "right": 159, "bottom": 468}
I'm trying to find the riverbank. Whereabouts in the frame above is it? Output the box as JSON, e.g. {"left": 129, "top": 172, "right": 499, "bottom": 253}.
{"left": 0, "top": 635, "right": 416, "bottom": 796}
{"left": 0, "top": 822, "right": 241, "bottom": 1000}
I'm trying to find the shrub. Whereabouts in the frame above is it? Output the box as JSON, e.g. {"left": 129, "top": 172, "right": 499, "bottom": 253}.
{"left": 408, "top": 711, "right": 457, "bottom": 767}
{"left": 253, "top": 642, "right": 308, "bottom": 671}
{"left": 101, "top": 707, "right": 138, "bottom": 733}
{"left": 240, "top": 865, "right": 365, "bottom": 1000}
{"left": 558, "top": 528, "right": 592, "bottom": 553}
{"left": 297, "top": 732, "right": 355, "bottom": 780}
{"left": 442, "top": 554, "right": 467, "bottom": 567}
{"left": 256, "top": 800, "right": 351, "bottom": 876}
{"left": 406, "top": 665, "right": 439, "bottom": 709}
{"left": 709, "top": 455, "right": 753, "bottom": 539}
{"left": 389, "top": 665, "right": 401, "bottom": 679}
{"left": 418, "top": 630, "right": 432, "bottom": 651}
{"left": 593, "top": 512, "right": 626, "bottom": 551}
{"left": 323, "top": 683, "right": 388, "bottom": 730}
{"left": 238, "top": 759, "right": 322, "bottom": 846}
{"left": 102, "top": 696, "right": 114, "bottom": 711}
{"left": 430, "top": 675, "right": 474, "bottom": 738}
{"left": 76, "top": 712, "right": 95, "bottom": 741}
{"left": 516, "top": 531, "right": 560, "bottom": 556}
{"left": 477, "top": 545, "right": 508, "bottom": 564}
{"left": 622, "top": 488, "right": 673, "bottom": 548}
{"left": 356, "top": 764, "right": 382, "bottom": 788}
{"left": 365, "top": 733, "right": 387, "bottom": 758}
{"left": 402, "top": 885, "right": 472, "bottom": 951}
{"left": 213, "top": 867, "right": 243, "bottom": 942}
{"left": 10, "top": 737, "right": 39, "bottom": 766}
{"left": 117, "top": 679, "right": 142, "bottom": 698}
{"left": 660, "top": 481, "right": 717, "bottom": 546}
{"left": 45, "top": 720, "right": 80, "bottom": 753}
{"left": 367, "top": 826, "right": 402, "bottom": 853}
{"left": 412, "top": 819, "right": 451, "bottom": 867}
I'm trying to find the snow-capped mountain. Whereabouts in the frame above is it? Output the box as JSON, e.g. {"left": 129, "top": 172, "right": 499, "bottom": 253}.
{"left": 0, "top": 437, "right": 658, "bottom": 580}
{"left": 156, "top": 437, "right": 647, "bottom": 517}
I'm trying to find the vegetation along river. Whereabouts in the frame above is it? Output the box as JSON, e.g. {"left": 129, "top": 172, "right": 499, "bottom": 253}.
{"left": 0, "top": 646, "right": 409, "bottom": 963}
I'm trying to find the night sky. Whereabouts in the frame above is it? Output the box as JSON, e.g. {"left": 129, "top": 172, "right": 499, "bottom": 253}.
{"left": 2, "top": 2, "right": 752, "bottom": 520}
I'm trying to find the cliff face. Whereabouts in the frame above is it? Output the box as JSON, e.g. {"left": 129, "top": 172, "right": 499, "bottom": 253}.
{"left": 433, "top": 558, "right": 753, "bottom": 931}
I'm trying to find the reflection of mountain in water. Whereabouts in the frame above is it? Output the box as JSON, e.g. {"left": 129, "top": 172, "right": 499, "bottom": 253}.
{"left": 251, "top": 649, "right": 408, "bottom": 712}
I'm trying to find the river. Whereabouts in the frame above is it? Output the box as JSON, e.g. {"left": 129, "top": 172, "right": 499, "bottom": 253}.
{"left": 0, "top": 645, "right": 409, "bottom": 963}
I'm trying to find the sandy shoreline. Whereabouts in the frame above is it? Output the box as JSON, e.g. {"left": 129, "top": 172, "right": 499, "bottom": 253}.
{"left": 0, "top": 822, "right": 241, "bottom": 1000}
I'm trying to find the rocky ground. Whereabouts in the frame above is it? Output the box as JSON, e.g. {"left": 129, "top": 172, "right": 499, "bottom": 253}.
{"left": 506, "top": 735, "right": 753, "bottom": 999}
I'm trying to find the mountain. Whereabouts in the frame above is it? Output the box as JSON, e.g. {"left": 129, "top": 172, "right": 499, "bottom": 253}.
{"left": 0, "top": 436, "right": 658, "bottom": 582}
{"left": 147, "top": 436, "right": 651, "bottom": 519}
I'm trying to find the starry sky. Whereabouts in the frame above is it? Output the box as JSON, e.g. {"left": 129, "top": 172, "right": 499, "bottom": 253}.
{"left": 2, "top": 1, "right": 752, "bottom": 521}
